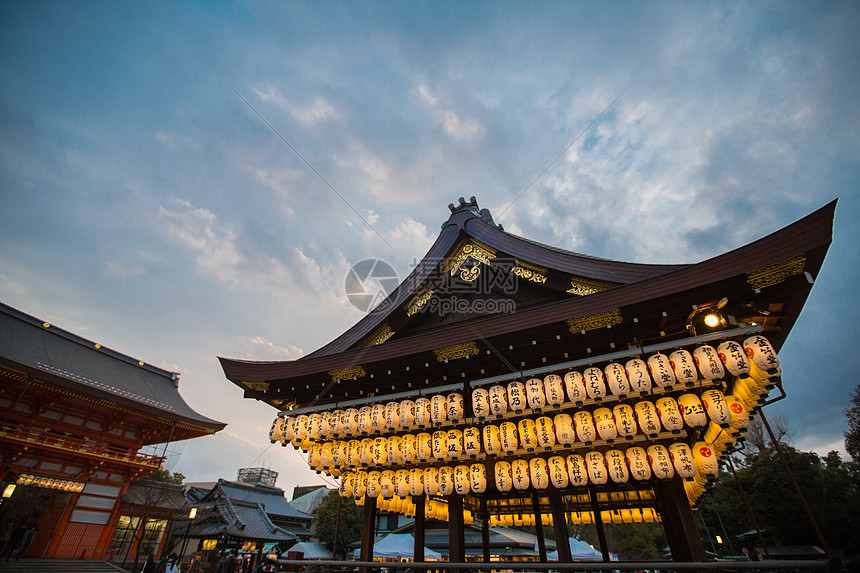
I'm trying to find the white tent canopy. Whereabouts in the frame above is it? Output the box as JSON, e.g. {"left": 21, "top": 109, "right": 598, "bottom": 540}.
{"left": 352, "top": 533, "right": 442, "bottom": 560}
{"left": 547, "top": 537, "right": 604, "bottom": 561}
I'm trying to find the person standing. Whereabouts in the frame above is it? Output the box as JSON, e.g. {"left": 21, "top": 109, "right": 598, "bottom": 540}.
{"left": 141, "top": 553, "right": 157, "bottom": 573}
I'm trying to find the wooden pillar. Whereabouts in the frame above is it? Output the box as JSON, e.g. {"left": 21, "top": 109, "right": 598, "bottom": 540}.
{"left": 447, "top": 494, "right": 465, "bottom": 565}
{"left": 531, "top": 492, "right": 547, "bottom": 562}
{"left": 414, "top": 496, "right": 426, "bottom": 563}
{"left": 548, "top": 490, "right": 571, "bottom": 564}
{"left": 588, "top": 485, "right": 610, "bottom": 562}
{"left": 480, "top": 497, "right": 490, "bottom": 563}
{"left": 654, "top": 476, "right": 706, "bottom": 562}
{"left": 359, "top": 496, "right": 378, "bottom": 573}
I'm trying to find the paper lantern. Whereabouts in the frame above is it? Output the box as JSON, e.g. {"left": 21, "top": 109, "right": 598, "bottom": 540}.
{"left": 548, "top": 456, "right": 569, "bottom": 488}
{"left": 371, "top": 404, "right": 385, "bottom": 433}
{"left": 340, "top": 472, "right": 354, "bottom": 497}
{"left": 585, "top": 451, "right": 608, "bottom": 485}
{"left": 612, "top": 404, "right": 637, "bottom": 440}
{"left": 320, "top": 442, "right": 334, "bottom": 469}
{"left": 625, "top": 358, "right": 653, "bottom": 393}
{"left": 605, "top": 363, "right": 630, "bottom": 398}
{"left": 372, "top": 437, "right": 388, "bottom": 466}
{"left": 573, "top": 410, "right": 597, "bottom": 444}
{"left": 625, "top": 446, "right": 651, "bottom": 482}
{"left": 494, "top": 461, "right": 513, "bottom": 492}
{"left": 447, "top": 393, "right": 464, "bottom": 423}
{"left": 529, "top": 458, "right": 550, "bottom": 490}
{"left": 694, "top": 345, "right": 725, "bottom": 381}
{"left": 424, "top": 467, "right": 439, "bottom": 496}
{"left": 668, "top": 442, "right": 697, "bottom": 479}
{"left": 366, "top": 471, "right": 381, "bottom": 498}
{"left": 646, "top": 444, "right": 674, "bottom": 480}
{"left": 400, "top": 400, "right": 416, "bottom": 428}
{"left": 386, "top": 435, "right": 402, "bottom": 465}
{"left": 283, "top": 416, "right": 296, "bottom": 444}
{"left": 269, "top": 417, "right": 284, "bottom": 443}
{"left": 307, "top": 443, "right": 322, "bottom": 470}
{"left": 544, "top": 374, "right": 565, "bottom": 407}
{"left": 744, "top": 335, "right": 781, "bottom": 379}
{"left": 359, "top": 439, "right": 373, "bottom": 466}
{"left": 526, "top": 378, "right": 546, "bottom": 410}
{"left": 593, "top": 407, "right": 618, "bottom": 442}
{"left": 604, "top": 449, "right": 628, "bottom": 484}
{"left": 634, "top": 400, "right": 662, "bottom": 438}
{"left": 432, "top": 430, "right": 447, "bottom": 460}
{"left": 692, "top": 442, "right": 719, "bottom": 476}
{"left": 438, "top": 466, "right": 455, "bottom": 495}
{"left": 717, "top": 340, "right": 751, "bottom": 377}
{"left": 677, "top": 394, "right": 708, "bottom": 429}
{"left": 346, "top": 440, "right": 361, "bottom": 468}
{"left": 489, "top": 385, "right": 508, "bottom": 416}
{"left": 412, "top": 432, "right": 429, "bottom": 461}
{"left": 669, "top": 349, "right": 698, "bottom": 386}
{"left": 307, "top": 413, "right": 321, "bottom": 442}
{"left": 358, "top": 407, "right": 373, "bottom": 435}
{"left": 507, "top": 381, "right": 526, "bottom": 413}
{"left": 401, "top": 434, "right": 417, "bottom": 463}
{"left": 431, "top": 394, "right": 448, "bottom": 426}
{"left": 500, "top": 421, "right": 519, "bottom": 453}
{"left": 647, "top": 353, "right": 676, "bottom": 390}
{"left": 447, "top": 429, "right": 464, "bottom": 459}
{"left": 409, "top": 468, "right": 424, "bottom": 496}
{"left": 330, "top": 411, "right": 344, "bottom": 438}
{"left": 396, "top": 469, "right": 410, "bottom": 498}
{"left": 726, "top": 395, "right": 750, "bottom": 434}
{"left": 655, "top": 397, "right": 685, "bottom": 433}
{"left": 535, "top": 417, "right": 556, "bottom": 449}
{"left": 482, "top": 425, "right": 502, "bottom": 455}
{"left": 583, "top": 367, "right": 607, "bottom": 401}
{"left": 470, "top": 463, "right": 487, "bottom": 493}
{"left": 333, "top": 441, "right": 347, "bottom": 468}
{"left": 701, "top": 389, "right": 733, "bottom": 428}
{"left": 553, "top": 413, "right": 576, "bottom": 446}
{"left": 415, "top": 397, "right": 432, "bottom": 428}
{"left": 518, "top": 418, "right": 538, "bottom": 451}
{"left": 564, "top": 371, "right": 587, "bottom": 405}
{"left": 342, "top": 408, "right": 358, "bottom": 436}
{"left": 295, "top": 415, "right": 309, "bottom": 441}
{"left": 472, "top": 388, "right": 490, "bottom": 420}
{"left": 454, "top": 465, "right": 470, "bottom": 495}
{"left": 512, "top": 459, "right": 530, "bottom": 490}
{"left": 320, "top": 411, "right": 333, "bottom": 439}
{"left": 565, "top": 454, "right": 588, "bottom": 486}
{"left": 385, "top": 402, "right": 400, "bottom": 430}
{"left": 463, "top": 427, "right": 482, "bottom": 457}
{"left": 380, "top": 470, "right": 395, "bottom": 498}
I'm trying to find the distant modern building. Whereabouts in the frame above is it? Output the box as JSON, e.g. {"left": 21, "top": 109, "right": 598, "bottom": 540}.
{"left": 237, "top": 467, "right": 278, "bottom": 488}
{"left": 0, "top": 302, "right": 224, "bottom": 559}
{"left": 290, "top": 485, "right": 332, "bottom": 515}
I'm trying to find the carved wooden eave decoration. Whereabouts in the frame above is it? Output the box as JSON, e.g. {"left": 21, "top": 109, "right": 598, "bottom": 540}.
{"left": 566, "top": 308, "right": 623, "bottom": 333}
{"left": 746, "top": 254, "right": 806, "bottom": 289}
{"left": 433, "top": 341, "right": 480, "bottom": 362}
{"left": 445, "top": 239, "right": 497, "bottom": 282}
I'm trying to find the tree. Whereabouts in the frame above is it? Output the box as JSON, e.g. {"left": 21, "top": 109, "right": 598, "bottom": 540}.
{"left": 576, "top": 522, "right": 666, "bottom": 560}
{"left": 844, "top": 385, "right": 860, "bottom": 463}
{"left": 312, "top": 490, "right": 362, "bottom": 558}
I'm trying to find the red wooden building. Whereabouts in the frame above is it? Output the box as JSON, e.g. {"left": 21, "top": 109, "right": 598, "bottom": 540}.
{"left": 0, "top": 302, "right": 225, "bottom": 559}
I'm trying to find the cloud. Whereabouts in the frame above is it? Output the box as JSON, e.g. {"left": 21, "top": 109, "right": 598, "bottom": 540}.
{"left": 237, "top": 335, "right": 304, "bottom": 361}
{"left": 417, "top": 84, "right": 485, "bottom": 143}
{"left": 252, "top": 84, "right": 339, "bottom": 126}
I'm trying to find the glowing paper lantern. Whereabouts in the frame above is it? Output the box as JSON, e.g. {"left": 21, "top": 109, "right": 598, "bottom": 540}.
{"left": 677, "top": 394, "right": 708, "bottom": 429}
{"left": 295, "top": 415, "right": 309, "bottom": 441}
{"left": 346, "top": 440, "right": 361, "bottom": 468}
{"left": 359, "top": 439, "right": 373, "bottom": 466}
{"left": 454, "top": 465, "right": 470, "bottom": 495}
{"left": 333, "top": 441, "right": 347, "bottom": 468}
{"left": 372, "top": 437, "right": 388, "bottom": 466}
{"left": 380, "top": 470, "right": 395, "bottom": 498}
{"left": 482, "top": 425, "right": 502, "bottom": 455}
{"left": 396, "top": 469, "right": 410, "bottom": 498}
{"left": 668, "top": 442, "right": 697, "bottom": 479}
{"left": 593, "top": 407, "right": 618, "bottom": 442}
{"left": 501, "top": 421, "right": 519, "bottom": 454}
{"left": 385, "top": 402, "right": 400, "bottom": 430}
{"left": 432, "top": 431, "right": 447, "bottom": 460}
{"left": 565, "top": 454, "right": 588, "bottom": 487}
{"left": 319, "top": 411, "right": 332, "bottom": 439}
{"left": 526, "top": 378, "right": 546, "bottom": 410}
{"left": 307, "top": 443, "right": 322, "bottom": 470}
{"left": 400, "top": 400, "right": 416, "bottom": 428}
{"left": 701, "top": 389, "right": 733, "bottom": 428}
{"left": 269, "top": 417, "right": 284, "bottom": 443}
{"left": 655, "top": 397, "right": 685, "bottom": 433}
{"left": 371, "top": 404, "right": 386, "bottom": 433}
{"left": 726, "top": 395, "right": 750, "bottom": 434}
{"left": 345, "top": 409, "right": 360, "bottom": 436}
{"left": 340, "top": 472, "right": 354, "bottom": 497}
{"left": 358, "top": 407, "right": 373, "bottom": 435}
{"left": 470, "top": 463, "right": 487, "bottom": 493}
{"left": 330, "top": 411, "right": 344, "bottom": 438}
{"left": 646, "top": 444, "right": 674, "bottom": 480}
{"left": 544, "top": 374, "right": 565, "bottom": 407}
{"left": 283, "top": 416, "right": 296, "bottom": 444}
{"left": 634, "top": 400, "right": 662, "bottom": 438}
{"left": 535, "top": 417, "right": 556, "bottom": 449}
{"left": 463, "top": 427, "right": 482, "bottom": 457}
{"left": 647, "top": 353, "right": 676, "bottom": 390}
{"left": 401, "top": 434, "right": 417, "bottom": 463}
{"left": 387, "top": 435, "right": 403, "bottom": 465}
{"left": 494, "top": 461, "right": 513, "bottom": 492}
{"left": 489, "top": 385, "right": 508, "bottom": 416}
{"left": 438, "top": 466, "right": 455, "bottom": 496}
{"left": 669, "top": 349, "right": 698, "bottom": 386}
{"left": 472, "top": 388, "right": 490, "bottom": 420}
{"left": 693, "top": 345, "right": 725, "bottom": 381}
{"left": 320, "top": 442, "right": 333, "bottom": 469}
{"left": 512, "top": 459, "right": 530, "bottom": 490}
{"left": 415, "top": 397, "right": 432, "bottom": 428}
{"left": 573, "top": 410, "right": 597, "bottom": 444}
{"left": 605, "top": 449, "right": 629, "bottom": 484}
{"left": 583, "top": 367, "right": 607, "bottom": 401}
{"left": 605, "top": 363, "right": 630, "bottom": 398}
{"left": 415, "top": 433, "right": 432, "bottom": 462}
{"left": 529, "top": 457, "right": 550, "bottom": 490}
{"left": 564, "top": 371, "right": 587, "bottom": 405}
{"left": 612, "top": 404, "right": 637, "bottom": 440}
{"left": 744, "top": 335, "right": 781, "bottom": 379}
{"left": 692, "top": 441, "right": 719, "bottom": 476}
{"left": 447, "top": 393, "right": 464, "bottom": 422}
{"left": 518, "top": 418, "right": 538, "bottom": 451}
{"left": 424, "top": 467, "right": 439, "bottom": 496}
{"left": 625, "top": 358, "right": 653, "bottom": 393}
{"left": 447, "top": 429, "right": 464, "bottom": 459}
{"left": 554, "top": 413, "right": 576, "bottom": 446}
{"left": 507, "top": 381, "right": 526, "bottom": 413}
{"left": 307, "top": 413, "right": 321, "bottom": 442}
{"left": 431, "top": 395, "right": 448, "bottom": 426}
{"left": 366, "top": 471, "right": 381, "bottom": 498}
{"left": 625, "top": 446, "right": 651, "bottom": 482}
{"left": 717, "top": 341, "right": 751, "bottom": 377}
{"left": 585, "top": 451, "right": 608, "bottom": 485}
{"left": 548, "top": 456, "right": 569, "bottom": 488}
{"left": 409, "top": 468, "right": 424, "bottom": 496}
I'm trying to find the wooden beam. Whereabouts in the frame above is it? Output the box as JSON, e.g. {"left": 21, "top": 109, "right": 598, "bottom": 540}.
{"left": 359, "top": 496, "right": 378, "bottom": 573}
{"left": 588, "top": 485, "right": 610, "bottom": 562}
{"left": 414, "top": 496, "right": 426, "bottom": 563}
{"left": 532, "top": 491, "right": 547, "bottom": 562}
{"left": 655, "top": 476, "right": 706, "bottom": 562}
{"left": 447, "top": 494, "right": 465, "bottom": 564}
{"left": 549, "top": 489, "right": 572, "bottom": 564}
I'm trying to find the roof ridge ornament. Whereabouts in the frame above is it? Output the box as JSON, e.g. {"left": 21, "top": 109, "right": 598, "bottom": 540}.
{"left": 445, "top": 196, "right": 504, "bottom": 230}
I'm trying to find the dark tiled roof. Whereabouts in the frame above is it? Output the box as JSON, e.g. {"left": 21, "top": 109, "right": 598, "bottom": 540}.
{"left": 214, "top": 479, "right": 312, "bottom": 522}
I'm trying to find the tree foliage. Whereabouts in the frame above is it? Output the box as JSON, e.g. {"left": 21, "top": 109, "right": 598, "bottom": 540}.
{"left": 844, "top": 385, "right": 860, "bottom": 464}
{"left": 312, "top": 490, "right": 363, "bottom": 558}
{"left": 575, "top": 522, "right": 666, "bottom": 560}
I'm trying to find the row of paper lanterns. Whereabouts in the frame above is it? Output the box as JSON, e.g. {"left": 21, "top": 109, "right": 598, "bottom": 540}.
{"left": 271, "top": 336, "right": 780, "bottom": 449}
{"left": 486, "top": 508, "right": 661, "bottom": 526}
{"left": 16, "top": 473, "right": 85, "bottom": 492}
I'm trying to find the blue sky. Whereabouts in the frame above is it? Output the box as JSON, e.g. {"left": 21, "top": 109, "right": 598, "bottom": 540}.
{"left": 1, "top": 1, "right": 858, "bottom": 493}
